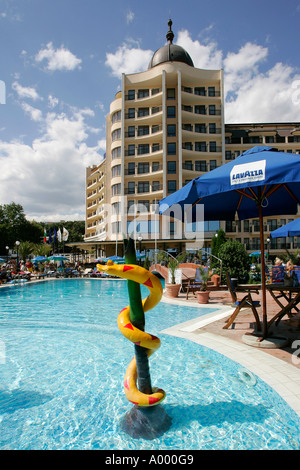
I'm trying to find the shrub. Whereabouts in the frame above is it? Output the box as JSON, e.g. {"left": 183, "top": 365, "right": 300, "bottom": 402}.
{"left": 218, "top": 239, "right": 251, "bottom": 283}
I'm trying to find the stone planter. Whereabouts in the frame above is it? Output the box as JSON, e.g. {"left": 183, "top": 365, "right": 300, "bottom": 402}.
{"left": 165, "top": 283, "right": 181, "bottom": 298}
{"left": 196, "top": 290, "right": 210, "bottom": 304}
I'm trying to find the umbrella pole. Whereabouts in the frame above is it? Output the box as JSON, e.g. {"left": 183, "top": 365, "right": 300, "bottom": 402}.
{"left": 259, "top": 205, "right": 268, "bottom": 338}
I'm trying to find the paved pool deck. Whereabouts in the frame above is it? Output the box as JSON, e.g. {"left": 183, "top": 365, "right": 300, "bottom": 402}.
{"left": 161, "top": 288, "right": 300, "bottom": 417}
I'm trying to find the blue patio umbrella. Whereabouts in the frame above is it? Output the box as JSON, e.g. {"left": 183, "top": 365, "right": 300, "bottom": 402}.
{"left": 159, "top": 146, "right": 300, "bottom": 338}
{"left": 32, "top": 256, "right": 48, "bottom": 262}
{"left": 47, "top": 255, "right": 67, "bottom": 261}
{"left": 270, "top": 217, "right": 300, "bottom": 238}
{"left": 0, "top": 257, "right": 5, "bottom": 263}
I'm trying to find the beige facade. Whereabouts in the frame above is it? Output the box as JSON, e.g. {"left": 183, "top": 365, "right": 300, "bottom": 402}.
{"left": 84, "top": 24, "right": 300, "bottom": 259}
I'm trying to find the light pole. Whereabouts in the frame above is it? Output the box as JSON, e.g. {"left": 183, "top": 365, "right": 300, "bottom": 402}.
{"left": 266, "top": 237, "right": 270, "bottom": 258}
{"left": 5, "top": 245, "right": 9, "bottom": 262}
{"left": 15, "top": 240, "right": 20, "bottom": 272}
{"left": 138, "top": 236, "right": 142, "bottom": 264}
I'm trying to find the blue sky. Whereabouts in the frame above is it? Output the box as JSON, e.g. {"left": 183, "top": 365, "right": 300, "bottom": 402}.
{"left": 1, "top": 0, "right": 300, "bottom": 222}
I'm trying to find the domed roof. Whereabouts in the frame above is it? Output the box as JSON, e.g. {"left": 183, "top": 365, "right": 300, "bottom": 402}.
{"left": 148, "top": 20, "right": 194, "bottom": 69}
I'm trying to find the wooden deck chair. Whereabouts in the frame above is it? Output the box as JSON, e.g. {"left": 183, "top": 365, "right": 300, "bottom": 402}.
{"left": 224, "top": 271, "right": 261, "bottom": 330}
{"left": 271, "top": 265, "right": 286, "bottom": 284}
{"left": 186, "top": 267, "right": 208, "bottom": 299}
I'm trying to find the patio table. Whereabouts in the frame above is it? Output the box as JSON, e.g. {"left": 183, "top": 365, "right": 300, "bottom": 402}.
{"left": 266, "top": 284, "right": 300, "bottom": 327}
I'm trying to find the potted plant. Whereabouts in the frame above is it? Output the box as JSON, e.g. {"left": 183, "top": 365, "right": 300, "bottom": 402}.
{"left": 165, "top": 253, "right": 186, "bottom": 298}
{"left": 196, "top": 266, "right": 211, "bottom": 303}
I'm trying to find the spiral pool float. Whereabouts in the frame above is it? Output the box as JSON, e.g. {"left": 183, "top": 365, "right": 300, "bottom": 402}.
{"left": 97, "top": 260, "right": 166, "bottom": 407}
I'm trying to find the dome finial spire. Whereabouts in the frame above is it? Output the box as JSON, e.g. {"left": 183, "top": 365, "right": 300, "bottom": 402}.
{"left": 166, "top": 18, "right": 174, "bottom": 44}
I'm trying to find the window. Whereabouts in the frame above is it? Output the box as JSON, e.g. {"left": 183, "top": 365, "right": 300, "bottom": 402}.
{"left": 209, "top": 123, "right": 216, "bottom": 134}
{"left": 127, "top": 200, "right": 135, "bottom": 213}
{"left": 127, "top": 145, "right": 135, "bottom": 156}
{"left": 111, "top": 165, "right": 121, "bottom": 178}
{"left": 137, "top": 200, "right": 150, "bottom": 212}
{"left": 184, "top": 160, "right": 193, "bottom": 170}
{"left": 195, "top": 87, "right": 205, "bottom": 96}
{"left": 127, "top": 182, "right": 135, "bottom": 194}
{"left": 167, "top": 161, "right": 176, "bottom": 174}
{"left": 167, "top": 124, "right": 176, "bottom": 136}
{"left": 127, "top": 162, "right": 135, "bottom": 175}
{"left": 167, "top": 142, "right": 176, "bottom": 155}
{"left": 195, "top": 124, "right": 206, "bottom": 133}
{"left": 167, "top": 106, "right": 176, "bottom": 118}
{"left": 208, "top": 105, "right": 216, "bottom": 115}
{"left": 112, "top": 202, "right": 120, "bottom": 215}
{"left": 152, "top": 161, "right": 160, "bottom": 172}
{"left": 209, "top": 141, "right": 217, "bottom": 152}
{"left": 127, "top": 89, "right": 135, "bottom": 100}
{"left": 152, "top": 181, "right": 160, "bottom": 191}
{"left": 167, "top": 88, "right": 175, "bottom": 99}
{"left": 183, "top": 142, "right": 193, "bottom": 150}
{"left": 138, "top": 181, "right": 149, "bottom": 193}
{"left": 168, "top": 180, "right": 177, "bottom": 193}
{"left": 112, "top": 183, "right": 121, "bottom": 196}
{"left": 138, "top": 162, "right": 149, "bottom": 174}
{"left": 266, "top": 136, "right": 275, "bottom": 143}
{"left": 209, "top": 160, "right": 217, "bottom": 170}
{"left": 112, "top": 146, "right": 121, "bottom": 160}
{"left": 138, "top": 107, "right": 149, "bottom": 117}
{"left": 138, "top": 89, "right": 149, "bottom": 99}
{"left": 137, "top": 126, "right": 149, "bottom": 136}
{"left": 208, "top": 86, "right": 215, "bottom": 96}
{"left": 152, "top": 143, "right": 160, "bottom": 153}
{"left": 112, "top": 111, "right": 121, "bottom": 123}
{"left": 195, "top": 141, "right": 207, "bottom": 152}
{"left": 127, "top": 108, "right": 135, "bottom": 118}
{"left": 169, "top": 221, "right": 176, "bottom": 235}
{"left": 112, "top": 129, "right": 121, "bottom": 141}
{"left": 195, "top": 160, "right": 207, "bottom": 172}
{"left": 138, "top": 144, "right": 149, "bottom": 155}
{"left": 127, "top": 126, "right": 135, "bottom": 137}
{"left": 195, "top": 105, "right": 206, "bottom": 115}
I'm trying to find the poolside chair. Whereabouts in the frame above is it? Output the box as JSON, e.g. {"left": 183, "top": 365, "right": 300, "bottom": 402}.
{"left": 224, "top": 271, "right": 261, "bottom": 330}
{"left": 186, "top": 267, "right": 208, "bottom": 300}
{"left": 271, "top": 265, "right": 286, "bottom": 284}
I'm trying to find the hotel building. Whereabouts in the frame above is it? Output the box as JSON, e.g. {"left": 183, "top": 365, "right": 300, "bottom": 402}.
{"left": 84, "top": 21, "right": 300, "bottom": 259}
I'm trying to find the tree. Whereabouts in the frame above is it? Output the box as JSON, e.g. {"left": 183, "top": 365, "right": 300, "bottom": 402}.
{"left": 218, "top": 239, "right": 251, "bottom": 283}
{"left": 0, "top": 203, "right": 43, "bottom": 253}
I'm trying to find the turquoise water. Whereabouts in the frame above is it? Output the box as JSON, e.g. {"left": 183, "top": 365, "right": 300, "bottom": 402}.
{"left": 0, "top": 279, "right": 299, "bottom": 450}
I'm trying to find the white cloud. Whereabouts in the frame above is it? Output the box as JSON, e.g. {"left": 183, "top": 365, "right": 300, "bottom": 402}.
{"left": 105, "top": 42, "right": 153, "bottom": 78}
{"left": 225, "top": 62, "right": 300, "bottom": 123}
{"left": 126, "top": 10, "right": 134, "bottom": 24}
{"left": 48, "top": 94, "right": 59, "bottom": 109}
{"left": 35, "top": 42, "right": 82, "bottom": 71}
{"left": 20, "top": 102, "right": 43, "bottom": 121}
{"left": 177, "top": 29, "right": 222, "bottom": 69}
{"left": 12, "top": 81, "right": 41, "bottom": 101}
{"left": 0, "top": 108, "right": 104, "bottom": 221}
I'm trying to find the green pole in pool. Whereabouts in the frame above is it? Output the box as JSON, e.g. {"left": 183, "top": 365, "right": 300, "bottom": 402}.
{"left": 124, "top": 237, "right": 152, "bottom": 395}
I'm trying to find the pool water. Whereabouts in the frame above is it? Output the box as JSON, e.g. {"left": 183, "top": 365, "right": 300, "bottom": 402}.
{"left": 0, "top": 279, "right": 299, "bottom": 450}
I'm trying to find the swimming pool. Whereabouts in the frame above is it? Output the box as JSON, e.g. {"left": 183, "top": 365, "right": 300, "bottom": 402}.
{"left": 0, "top": 279, "right": 299, "bottom": 450}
